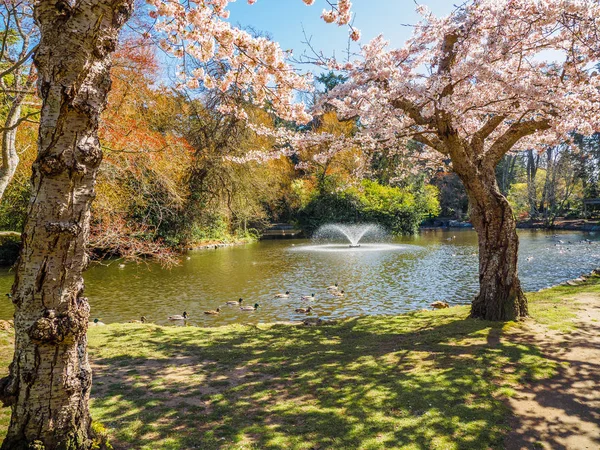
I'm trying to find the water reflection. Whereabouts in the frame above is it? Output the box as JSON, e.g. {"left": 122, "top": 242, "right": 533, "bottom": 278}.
{"left": 0, "top": 229, "right": 597, "bottom": 326}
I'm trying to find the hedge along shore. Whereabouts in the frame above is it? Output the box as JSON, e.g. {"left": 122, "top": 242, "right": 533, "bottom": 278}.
{"left": 0, "top": 274, "right": 598, "bottom": 449}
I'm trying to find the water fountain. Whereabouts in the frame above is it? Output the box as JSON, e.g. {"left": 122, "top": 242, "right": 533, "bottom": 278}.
{"left": 314, "top": 224, "right": 385, "bottom": 247}
{"left": 291, "top": 223, "right": 418, "bottom": 253}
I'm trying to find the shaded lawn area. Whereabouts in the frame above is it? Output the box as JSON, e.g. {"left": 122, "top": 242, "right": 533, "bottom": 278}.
{"left": 0, "top": 277, "right": 597, "bottom": 450}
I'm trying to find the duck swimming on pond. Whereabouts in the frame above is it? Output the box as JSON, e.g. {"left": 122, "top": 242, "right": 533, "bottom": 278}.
{"left": 204, "top": 308, "right": 221, "bottom": 315}
{"left": 274, "top": 291, "right": 290, "bottom": 298}
{"left": 327, "top": 283, "right": 338, "bottom": 291}
{"left": 301, "top": 294, "right": 316, "bottom": 301}
{"left": 331, "top": 290, "right": 345, "bottom": 297}
{"left": 241, "top": 303, "right": 259, "bottom": 311}
{"left": 295, "top": 306, "right": 312, "bottom": 314}
{"left": 90, "top": 318, "right": 105, "bottom": 326}
{"left": 129, "top": 316, "right": 147, "bottom": 323}
{"left": 226, "top": 298, "right": 243, "bottom": 306}
{"left": 169, "top": 312, "right": 188, "bottom": 320}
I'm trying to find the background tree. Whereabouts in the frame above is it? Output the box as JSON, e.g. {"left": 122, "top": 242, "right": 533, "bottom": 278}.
{"left": 0, "top": 0, "right": 38, "bottom": 201}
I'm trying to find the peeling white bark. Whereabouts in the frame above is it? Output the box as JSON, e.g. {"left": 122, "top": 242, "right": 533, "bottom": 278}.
{"left": 0, "top": 103, "right": 21, "bottom": 199}
{"left": 0, "top": 1, "right": 133, "bottom": 448}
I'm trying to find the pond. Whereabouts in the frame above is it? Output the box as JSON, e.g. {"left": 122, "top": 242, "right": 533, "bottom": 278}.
{"left": 0, "top": 229, "right": 598, "bottom": 326}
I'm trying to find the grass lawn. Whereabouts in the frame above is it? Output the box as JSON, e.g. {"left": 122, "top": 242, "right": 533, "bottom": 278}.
{"left": 0, "top": 277, "right": 597, "bottom": 449}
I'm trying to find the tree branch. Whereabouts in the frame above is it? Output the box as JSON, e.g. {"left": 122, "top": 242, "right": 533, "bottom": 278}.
{"left": 437, "top": 31, "right": 460, "bottom": 75}
{"left": 0, "top": 44, "right": 37, "bottom": 79}
{"left": 486, "top": 119, "right": 551, "bottom": 165}
{"left": 390, "top": 97, "right": 431, "bottom": 126}
{"left": 412, "top": 134, "right": 448, "bottom": 155}
{"left": 470, "top": 114, "right": 507, "bottom": 153}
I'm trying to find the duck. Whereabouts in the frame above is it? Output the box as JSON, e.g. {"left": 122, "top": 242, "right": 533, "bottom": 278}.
{"left": 431, "top": 301, "right": 449, "bottom": 309}
{"left": 129, "top": 316, "right": 147, "bottom": 323}
{"left": 301, "top": 294, "right": 316, "bottom": 301}
{"left": 118, "top": 263, "right": 125, "bottom": 269}
{"left": 331, "top": 290, "right": 345, "bottom": 297}
{"left": 241, "top": 303, "right": 259, "bottom": 311}
{"left": 204, "top": 307, "right": 221, "bottom": 315}
{"left": 90, "top": 318, "right": 105, "bottom": 326}
{"left": 226, "top": 298, "right": 243, "bottom": 306}
{"left": 274, "top": 291, "right": 290, "bottom": 298}
{"left": 168, "top": 311, "right": 188, "bottom": 320}
{"left": 295, "top": 306, "right": 313, "bottom": 314}
{"left": 327, "top": 283, "right": 339, "bottom": 291}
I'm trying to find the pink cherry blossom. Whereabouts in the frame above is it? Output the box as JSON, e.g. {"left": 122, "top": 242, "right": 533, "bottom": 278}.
{"left": 146, "top": 1, "right": 357, "bottom": 124}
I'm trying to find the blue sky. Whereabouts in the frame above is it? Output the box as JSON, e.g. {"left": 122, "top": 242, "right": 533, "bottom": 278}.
{"left": 226, "top": 1, "right": 458, "bottom": 60}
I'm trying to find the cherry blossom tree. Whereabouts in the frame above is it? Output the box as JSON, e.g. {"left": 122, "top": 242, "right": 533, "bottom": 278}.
{"left": 0, "top": 1, "right": 355, "bottom": 448}
{"left": 325, "top": 0, "right": 600, "bottom": 321}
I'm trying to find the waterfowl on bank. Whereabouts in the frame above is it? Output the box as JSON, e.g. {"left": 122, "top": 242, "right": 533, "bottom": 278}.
{"left": 301, "top": 294, "right": 316, "bottom": 301}
{"left": 295, "top": 306, "right": 313, "bottom": 314}
{"left": 226, "top": 298, "right": 243, "bottom": 306}
{"left": 90, "top": 318, "right": 105, "bottom": 326}
{"left": 331, "top": 290, "right": 345, "bottom": 297}
{"left": 118, "top": 263, "right": 126, "bottom": 269}
{"left": 431, "top": 301, "right": 449, "bottom": 310}
{"left": 169, "top": 312, "right": 188, "bottom": 320}
{"left": 204, "top": 308, "right": 221, "bottom": 315}
{"left": 129, "top": 316, "right": 147, "bottom": 323}
{"left": 241, "top": 303, "right": 259, "bottom": 311}
{"left": 327, "top": 283, "right": 339, "bottom": 291}
{"left": 274, "top": 291, "right": 290, "bottom": 298}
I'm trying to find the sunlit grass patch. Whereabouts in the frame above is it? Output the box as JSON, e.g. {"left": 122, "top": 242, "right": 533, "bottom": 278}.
{"left": 80, "top": 309, "right": 554, "bottom": 449}
{"left": 528, "top": 275, "right": 600, "bottom": 332}
{"left": 0, "top": 276, "right": 596, "bottom": 449}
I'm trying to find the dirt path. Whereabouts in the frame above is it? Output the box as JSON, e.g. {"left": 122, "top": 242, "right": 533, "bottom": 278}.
{"left": 505, "top": 294, "right": 600, "bottom": 450}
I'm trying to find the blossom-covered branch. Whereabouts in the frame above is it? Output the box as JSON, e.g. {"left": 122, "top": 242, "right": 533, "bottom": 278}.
{"left": 147, "top": 0, "right": 357, "bottom": 123}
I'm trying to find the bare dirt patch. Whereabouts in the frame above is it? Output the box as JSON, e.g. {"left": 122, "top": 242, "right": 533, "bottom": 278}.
{"left": 505, "top": 294, "right": 600, "bottom": 449}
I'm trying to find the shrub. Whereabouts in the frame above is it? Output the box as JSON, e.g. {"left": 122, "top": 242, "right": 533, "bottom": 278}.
{"left": 296, "top": 179, "right": 440, "bottom": 236}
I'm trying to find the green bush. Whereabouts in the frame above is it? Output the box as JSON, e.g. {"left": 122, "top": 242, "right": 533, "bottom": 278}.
{"left": 0, "top": 231, "right": 21, "bottom": 266}
{"left": 296, "top": 180, "right": 440, "bottom": 236}
{"left": 0, "top": 176, "right": 30, "bottom": 232}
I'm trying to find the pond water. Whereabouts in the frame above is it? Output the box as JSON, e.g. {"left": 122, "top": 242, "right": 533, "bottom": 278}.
{"left": 0, "top": 229, "right": 598, "bottom": 326}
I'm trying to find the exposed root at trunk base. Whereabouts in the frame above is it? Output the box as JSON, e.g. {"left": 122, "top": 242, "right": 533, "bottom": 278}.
{"left": 470, "top": 284, "right": 528, "bottom": 321}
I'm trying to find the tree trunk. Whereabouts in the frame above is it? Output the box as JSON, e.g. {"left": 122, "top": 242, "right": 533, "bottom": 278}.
{"left": 454, "top": 157, "right": 528, "bottom": 321}
{"left": 526, "top": 150, "right": 538, "bottom": 219}
{"left": 0, "top": 104, "right": 21, "bottom": 200}
{"left": 0, "top": 1, "right": 133, "bottom": 449}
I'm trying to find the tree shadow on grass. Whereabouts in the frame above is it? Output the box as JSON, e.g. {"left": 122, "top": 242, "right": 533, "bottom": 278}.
{"left": 88, "top": 311, "right": 553, "bottom": 450}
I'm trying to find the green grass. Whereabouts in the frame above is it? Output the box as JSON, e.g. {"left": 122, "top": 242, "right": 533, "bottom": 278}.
{"left": 527, "top": 275, "right": 600, "bottom": 332}
{"left": 0, "top": 278, "right": 597, "bottom": 449}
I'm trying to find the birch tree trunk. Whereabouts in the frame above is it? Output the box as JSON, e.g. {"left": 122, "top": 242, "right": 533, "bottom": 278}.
{"left": 0, "top": 1, "right": 133, "bottom": 448}
{"left": 0, "top": 0, "right": 37, "bottom": 203}
{"left": 0, "top": 104, "right": 21, "bottom": 199}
